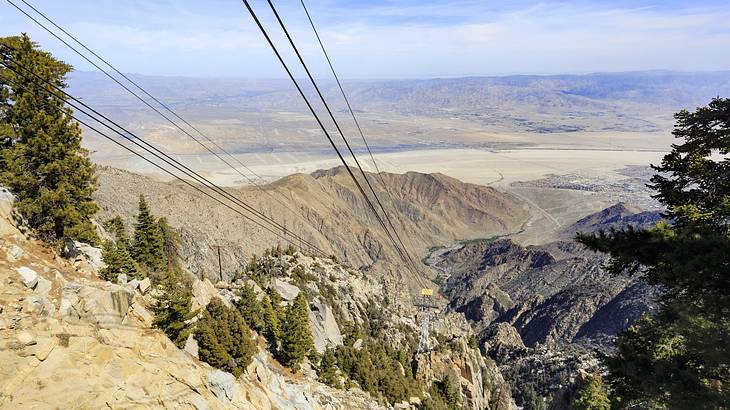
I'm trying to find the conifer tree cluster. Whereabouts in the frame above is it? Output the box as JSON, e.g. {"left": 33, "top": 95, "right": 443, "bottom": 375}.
{"left": 100, "top": 195, "right": 168, "bottom": 281}
{"left": 0, "top": 34, "right": 98, "bottom": 244}
{"left": 261, "top": 289, "right": 282, "bottom": 351}
{"left": 153, "top": 268, "right": 197, "bottom": 348}
{"left": 333, "top": 322, "right": 422, "bottom": 404}
{"left": 279, "top": 292, "right": 316, "bottom": 370}
{"left": 195, "top": 298, "right": 257, "bottom": 377}
{"left": 235, "top": 283, "right": 264, "bottom": 332}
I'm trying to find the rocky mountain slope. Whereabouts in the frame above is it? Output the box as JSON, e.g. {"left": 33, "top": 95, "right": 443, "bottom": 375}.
{"left": 436, "top": 203, "right": 662, "bottom": 406}
{"left": 93, "top": 165, "right": 527, "bottom": 293}
{"left": 441, "top": 203, "right": 661, "bottom": 349}
{"left": 0, "top": 188, "right": 388, "bottom": 409}
{"left": 0, "top": 186, "right": 517, "bottom": 409}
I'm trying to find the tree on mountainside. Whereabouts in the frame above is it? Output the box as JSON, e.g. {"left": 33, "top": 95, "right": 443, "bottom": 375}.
{"left": 132, "top": 194, "right": 166, "bottom": 273}
{"left": 0, "top": 34, "right": 98, "bottom": 244}
{"left": 157, "top": 217, "right": 181, "bottom": 273}
{"left": 99, "top": 239, "right": 140, "bottom": 281}
{"left": 235, "top": 283, "right": 264, "bottom": 332}
{"left": 318, "top": 347, "right": 340, "bottom": 388}
{"left": 104, "top": 216, "right": 131, "bottom": 248}
{"left": 261, "top": 295, "right": 281, "bottom": 352}
{"left": 571, "top": 373, "right": 610, "bottom": 410}
{"left": 195, "top": 297, "right": 256, "bottom": 377}
{"left": 153, "top": 268, "right": 196, "bottom": 348}
{"left": 577, "top": 97, "right": 730, "bottom": 408}
{"left": 279, "top": 292, "right": 315, "bottom": 370}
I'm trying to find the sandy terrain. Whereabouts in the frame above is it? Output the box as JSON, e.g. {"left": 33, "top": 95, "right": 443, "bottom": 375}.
{"left": 88, "top": 130, "right": 674, "bottom": 187}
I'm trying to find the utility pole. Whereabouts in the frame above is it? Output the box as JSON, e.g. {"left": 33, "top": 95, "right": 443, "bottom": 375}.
{"left": 214, "top": 245, "right": 223, "bottom": 282}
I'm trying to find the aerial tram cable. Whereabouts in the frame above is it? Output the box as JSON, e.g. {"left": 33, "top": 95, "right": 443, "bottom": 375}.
{"left": 263, "top": 0, "right": 421, "bottom": 274}
{"left": 238, "top": 0, "right": 411, "bottom": 266}
{"left": 0, "top": 56, "right": 331, "bottom": 258}
{"left": 298, "top": 0, "right": 425, "bottom": 275}
{"left": 0, "top": 70, "right": 319, "bottom": 256}
{"left": 6, "top": 0, "right": 345, "bottom": 251}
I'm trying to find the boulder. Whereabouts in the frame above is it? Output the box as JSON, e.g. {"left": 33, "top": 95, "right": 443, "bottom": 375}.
{"left": 35, "top": 275, "right": 52, "bottom": 296}
{"left": 6, "top": 244, "right": 25, "bottom": 261}
{"left": 192, "top": 278, "right": 232, "bottom": 311}
{"left": 61, "top": 240, "right": 105, "bottom": 271}
{"left": 207, "top": 370, "right": 236, "bottom": 403}
{"left": 273, "top": 278, "right": 300, "bottom": 301}
{"left": 308, "top": 301, "right": 343, "bottom": 353}
{"left": 17, "top": 331, "right": 36, "bottom": 346}
{"left": 16, "top": 267, "right": 38, "bottom": 289}
{"left": 60, "top": 282, "right": 133, "bottom": 328}
{"left": 127, "top": 279, "right": 140, "bottom": 291}
{"left": 183, "top": 333, "right": 199, "bottom": 358}
{"left": 128, "top": 301, "right": 154, "bottom": 328}
{"left": 246, "top": 279, "right": 265, "bottom": 302}
{"left": 138, "top": 277, "right": 151, "bottom": 295}
{"left": 24, "top": 295, "right": 55, "bottom": 316}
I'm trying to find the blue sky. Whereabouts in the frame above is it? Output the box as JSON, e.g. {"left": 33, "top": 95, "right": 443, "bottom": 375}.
{"left": 2, "top": 0, "right": 730, "bottom": 78}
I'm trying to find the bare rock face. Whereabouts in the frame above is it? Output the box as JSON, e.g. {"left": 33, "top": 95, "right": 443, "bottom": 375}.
{"left": 414, "top": 337, "right": 517, "bottom": 410}
{"left": 442, "top": 233, "right": 657, "bottom": 349}
{"left": 208, "top": 370, "right": 237, "bottom": 403}
{"left": 59, "top": 281, "right": 134, "bottom": 328}
{"left": 309, "top": 300, "right": 343, "bottom": 353}
{"left": 481, "top": 323, "right": 526, "bottom": 359}
{"left": 274, "top": 278, "right": 300, "bottom": 301}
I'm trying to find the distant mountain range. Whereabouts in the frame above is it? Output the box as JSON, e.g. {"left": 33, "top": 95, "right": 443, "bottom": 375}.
{"left": 69, "top": 70, "right": 730, "bottom": 136}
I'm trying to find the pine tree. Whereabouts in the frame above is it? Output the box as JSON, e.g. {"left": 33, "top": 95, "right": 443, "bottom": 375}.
{"left": 261, "top": 295, "right": 281, "bottom": 352}
{"left": 319, "top": 347, "right": 340, "bottom": 388}
{"left": 235, "top": 283, "right": 264, "bottom": 332}
{"left": 99, "top": 239, "right": 140, "bottom": 281}
{"left": 577, "top": 98, "right": 730, "bottom": 408}
{"left": 158, "top": 217, "right": 180, "bottom": 272}
{"left": 104, "top": 216, "right": 130, "bottom": 247}
{"left": 0, "top": 34, "right": 98, "bottom": 244}
{"left": 195, "top": 298, "right": 256, "bottom": 377}
{"left": 571, "top": 373, "right": 610, "bottom": 410}
{"left": 132, "top": 194, "right": 166, "bottom": 273}
{"left": 153, "top": 268, "right": 197, "bottom": 348}
{"left": 195, "top": 307, "right": 232, "bottom": 370}
{"left": 279, "top": 292, "right": 315, "bottom": 370}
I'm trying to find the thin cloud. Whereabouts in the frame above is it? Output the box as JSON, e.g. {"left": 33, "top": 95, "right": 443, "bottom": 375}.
{"left": 1, "top": 0, "right": 729, "bottom": 77}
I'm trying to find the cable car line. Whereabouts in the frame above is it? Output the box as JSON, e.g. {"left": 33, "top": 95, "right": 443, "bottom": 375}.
{"left": 238, "top": 0, "right": 409, "bottom": 264}
{"left": 298, "top": 0, "right": 424, "bottom": 273}
{"left": 263, "top": 0, "right": 420, "bottom": 273}
{"left": 7, "top": 0, "right": 343, "bottom": 252}
{"left": 0, "top": 56, "right": 331, "bottom": 258}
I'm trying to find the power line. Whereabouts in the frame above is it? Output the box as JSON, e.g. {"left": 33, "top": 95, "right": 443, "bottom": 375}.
{"left": 298, "top": 0, "right": 424, "bottom": 273}
{"left": 7, "top": 0, "right": 339, "bottom": 252}
{"left": 0, "top": 55, "right": 331, "bottom": 258}
{"left": 263, "top": 0, "right": 423, "bottom": 275}
{"left": 238, "top": 0, "right": 410, "bottom": 266}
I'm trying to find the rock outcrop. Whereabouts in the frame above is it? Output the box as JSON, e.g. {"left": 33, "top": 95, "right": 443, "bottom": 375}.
{"left": 0, "top": 187, "right": 388, "bottom": 410}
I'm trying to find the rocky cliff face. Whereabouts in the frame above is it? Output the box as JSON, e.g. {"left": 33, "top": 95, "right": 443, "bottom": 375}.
{"left": 441, "top": 204, "right": 661, "bottom": 349}
{"left": 437, "top": 204, "right": 662, "bottom": 406}
{"left": 0, "top": 187, "right": 391, "bottom": 409}
{"left": 1, "top": 185, "right": 517, "bottom": 409}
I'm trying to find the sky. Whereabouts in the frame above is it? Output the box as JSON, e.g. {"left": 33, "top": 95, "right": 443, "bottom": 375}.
{"left": 1, "top": 0, "right": 730, "bottom": 79}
